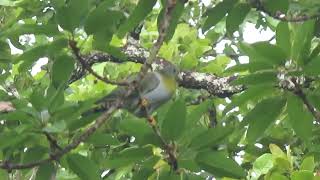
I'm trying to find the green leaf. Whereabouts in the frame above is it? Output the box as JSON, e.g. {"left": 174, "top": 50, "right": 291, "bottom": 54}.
{"left": 276, "top": 22, "right": 291, "bottom": 57}
{"left": 232, "top": 71, "right": 278, "bottom": 86}
{"left": 23, "top": 146, "right": 48, "bottom": 163}
{"left": 201, "top": 56, "right": 231, "bottom": 75}
{"left": 84, "top": 1, "right": 123, "bottom": 47}
{"left": 189, "top": 126, "right": 233, "bottom": 150}
{"left": 161, "top": 98, "right": 187, "bottom": 140}
{"left": 291, "top": 170, "right": 314, "bottom": 180}
{"left": 202, "top": 0, "right": 238, "bottom": 31}
{"left": 1, "top": 24, "right": 59, "bottom": 38}
{"left": 119, "top": 117, "right": 161, "bottom": 146}
{"left": 253, "top": 153, "right": 273, "bottom": 176}
{"left": 300, "top": 156, "right": 315, "bottom": 171}
{"left": 117, "top": 0, "right": 157, "bottom": 38}
{"left": 269, "top": 172, "right": 290, "bottom": 180}
{"left": 67, "top": 154, "right": 100, "bottom": 180}
{"left": 226, "top": 3, "right": 250, "bottom": 35}
{"left": 224, "top": 85, "right": 277, "bottom": 114}
{"left": 225, "top": 62, "right": 274, "bottom": 74}
{"left": 263, "top": 0, "right": 289, "bottom": 14}
{"left": 103, "top": 146, "right": 153, "bottom": 168}
{"left": 196, "top": 150, "right": 246, "bottom": 178}
{"left": 186, "top": 100, "right": 211, "bottom": 128}
{"left": 55, "top": 0, "right": 89, "bottom": 32}
{"left": 0, "top": 132, "right": 29, "bottom": 149}
{"left": 245, "top": 97, "right": 286, "bottom": 143}
{"left": 269, "top": 144, "right": 286, "bottom": 159}
{"left": 16, "top": 44, "right": 48, "bottom": 72}
{"left": 291, "top": 20, "right": 315, "bottom": 65}
{"left": 87, "top": 132, "right": 120, "bottom": 146}
{"left": 287, "top": 93, "right": 313, "bottom": 141}
{"left": 35, "top": 162, "right": 56, "bottom": 180}
{"left": 239, "top": 42, "right": 287, "bottom": 65}
{"left": 0, "top": 169, "right": 9, "bottom": 180}
{"left": 304, "top": 55, "right": 320, "bottom": 75}
{"left": 51, "top": 55, "right": 75, "bottom": 88}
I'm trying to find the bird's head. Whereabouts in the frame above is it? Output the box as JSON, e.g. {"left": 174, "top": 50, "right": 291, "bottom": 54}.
{"left": 158, "top": 62, "right": 179, "bottom": 78}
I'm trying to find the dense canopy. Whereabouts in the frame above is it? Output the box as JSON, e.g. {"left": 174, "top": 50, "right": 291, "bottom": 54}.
{"left": 0, "top": 0, "right": 320, "bottom": 179}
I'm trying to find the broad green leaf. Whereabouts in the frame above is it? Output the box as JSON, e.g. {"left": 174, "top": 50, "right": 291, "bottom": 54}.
{"left": 67, "top": 154, "right": 100, "bottom": 180}
{"left": 268, "top": 172, "right": 290, "bottom": 180}
{"left": 300, "top": 156, "right": 315, "bottom": 171}
{"left": 269, "top": 144, "right": 287, "bottom": 159}
{"left": 103, "top": 146, "right": 153, "bottom": 168}
{"left": 0, "top": 132, "right": 29, "bottom": 149}
{"left": 119, "top": 117, "right": 161, "bottom": 146}
{"left": 23, "top": 146, "right": 48, "bottom": 163}
{"left": 85, "top": 1, "right": 123, "bottom": 47}
{"left": 245, "top": 97, "right": 286, "bottom": 143}
{"left": 35, "top": 162, "right": 56, "bottom": 180}
{"left": 87, "top": 132, "right": 120, "bottom": 146}
{"left": 276, "top": 22, "right": 291, "bottom": 57}
{"left": 43, "top": 120, "right": 66, "bottom": 133}
{"left": 0, "top": 169, "right": 8, "bottom": 180}
{"left": 67, "top": 112, "right": 101, "bottom": 131}
{"left": 186, "top": 100, "right": 211, "bottom": 128}
{"left": 1, "top": 24, "right": 59, "bottom": 38}
{"left": 253, "top": 153, "right": 273, "bottom": 176}
{"left": 202, "top": 0, "right": 238, "bottom": 31}
{"left": 304, "top": 55, "right": 320, "bottom": 75}
{"left": 225, "top": 62, "right": 274, "bottom": 74}
{"left": 16, "top": 44, "right": 48, "bottom": 72}
{"left": 201, "top": 56, "right": 230, "bottom": 75}
{"left": 224, "top": 85, "right": 277, "bottom": 114}
{"left": 226, "top": 3, "right": 250, "bottom": 35}
{"left": 287, "top": 93, "right": 313, "bottom": 141}
{"left": 117, "top": 0, "right": 157, "bottom": 38}
{"left": 291, "top": 20, "right": 315, "bottom": 65}
{"left": 239, "top": 42, "right": 287, "bottom": 65}
{"left": 51, "top": 55, "right": 75, "bottom": 88}
{"left": 307, "top": 93, "right": 320, "bottom": 111}
{"left": 189, "top": 126, "right": 233, "bottom": 150}
{"left": 161, "top": 98, "right": 186, "bottom": 140}
{"left": 196, "top": 150, "right": 246, "bottom": 178}
{"left": 232, "top": 71, "right": 278, "bottom": 86}
{"left": 263, "top": 0, "right": 289, "bottom": 14}
{"left": 55, "top": 0, "right": 89, "bottom": 32}
{"left": 291, "top": 170, "right": 314, "bottom": 180}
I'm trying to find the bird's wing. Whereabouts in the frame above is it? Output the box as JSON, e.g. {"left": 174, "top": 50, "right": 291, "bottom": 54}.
{"left": 139, "top": 72, "right": 160, "bottom": 95}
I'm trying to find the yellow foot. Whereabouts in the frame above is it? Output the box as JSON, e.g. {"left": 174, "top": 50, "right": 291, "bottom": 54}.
{"left": 147, "top": 116, "right": 157, "bottom": 126}
{"left": 140, "top": 98, "right": 149, "bottom": 107}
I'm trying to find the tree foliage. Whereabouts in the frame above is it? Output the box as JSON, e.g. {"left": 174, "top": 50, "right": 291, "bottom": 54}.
{"left": 0, "top": 0, "right": 320, "bottom": 179}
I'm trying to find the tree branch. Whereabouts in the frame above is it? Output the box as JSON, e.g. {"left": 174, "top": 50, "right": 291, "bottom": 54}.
{"left": 0, "top": 0, "right": 183, "bottom": 171}
{"left": 253, "top": 0, "right": 320, "bottom": 22}
{"left": 69, "top": 40, "right": 128, "bottom": 86}
{"left": 69, "top": 38, "right": 244, "bottom": 97}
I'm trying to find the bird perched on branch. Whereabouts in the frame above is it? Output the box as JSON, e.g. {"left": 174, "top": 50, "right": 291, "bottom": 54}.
{"left": 97, "top": 62, "right": 178, "bottom": 118}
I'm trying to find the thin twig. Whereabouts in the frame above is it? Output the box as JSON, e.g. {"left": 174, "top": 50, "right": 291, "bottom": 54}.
{"left": 0, "top": 101, "right": 121, "bottom": 171}
{"left": 69, "top": 40, "right": 128, "bottom": 86}
{"left": 294, "top": 88, "right": 320, "bottom": 122}
{"left": 141, "top": 0, "right": 178, "bottom": 72}
{"left": 43, "top": 132, "right": 63, "bottom": 151}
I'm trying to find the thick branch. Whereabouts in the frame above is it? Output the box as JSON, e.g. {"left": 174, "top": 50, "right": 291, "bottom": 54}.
{"left": 69, "top": 38, "right": 244, "bottom": 97}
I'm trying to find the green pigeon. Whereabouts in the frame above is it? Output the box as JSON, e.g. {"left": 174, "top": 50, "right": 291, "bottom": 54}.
{"left": 98, "top": 62, "right": 178, "bottom": 117}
